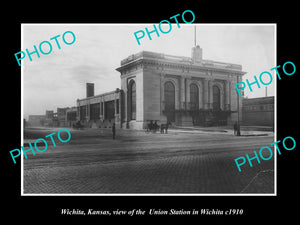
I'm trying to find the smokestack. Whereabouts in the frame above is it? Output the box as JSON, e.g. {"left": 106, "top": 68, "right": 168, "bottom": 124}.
{"left": 86, "top": 83, "right": 94, "bottom": 98}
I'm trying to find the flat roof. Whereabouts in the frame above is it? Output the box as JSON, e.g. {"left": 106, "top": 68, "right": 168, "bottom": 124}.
{"left": 77, "top": 89, "right": 121, "bottom": 102}
{"left": 243, "top": 96, "right": 274, "bottom": 105}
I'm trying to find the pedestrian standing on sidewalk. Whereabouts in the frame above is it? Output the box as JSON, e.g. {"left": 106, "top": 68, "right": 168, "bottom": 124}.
{"left": 233, "top": 122, "right": 237, "bottom": 136}
{"left": 112, "top": 122, "right": 116, "bottom": 139}
{"left": 237, "top": 123, "right": 241, "bottom": 136}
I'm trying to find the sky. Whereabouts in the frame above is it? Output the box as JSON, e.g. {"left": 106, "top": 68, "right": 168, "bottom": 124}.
{"left": 22, "top": 24, "right": 276, "bottom": 119}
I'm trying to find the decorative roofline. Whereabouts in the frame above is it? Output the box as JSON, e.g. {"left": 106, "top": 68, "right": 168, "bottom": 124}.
{"left": 116, "top": 51, "right": 246, "bottom": 75}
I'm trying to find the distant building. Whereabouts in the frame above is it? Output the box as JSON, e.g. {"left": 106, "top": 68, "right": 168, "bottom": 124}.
{"left": 57, "top": 107, "right": 69, "bottom": 127}
{"left": 45, "top": 110, "right": 54, "bottom": 126}
{"left": 66, "top": 107, "right": 77, "bottom": 127}
{"left": 242, "top": 96, "right": 274, "bottom": 127}
{"left": 44, "top": 110, "right": 55, "bottom": 126}
{"left": 28, "top": 108, "right": 71, "bottom": 128}
{"left": 28, "top": 115, "right": 46, "bottom": 127}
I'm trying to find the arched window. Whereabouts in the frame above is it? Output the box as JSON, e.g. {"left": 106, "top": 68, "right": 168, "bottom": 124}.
{"left": 164, "top": 81, "right": 175, "bottom": 122}
{"left": 213, "top": 85, "right": 221, "bottom": 110}
{"left": 129, "top": 80, "right": 136, "bottom": 120}
{"left": 190, "top": 83, "right": 199, "bottom": 110}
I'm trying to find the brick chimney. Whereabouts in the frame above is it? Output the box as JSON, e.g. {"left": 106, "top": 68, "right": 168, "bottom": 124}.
{"left": 86, "top": 83, "right": 94, "bottom": 98}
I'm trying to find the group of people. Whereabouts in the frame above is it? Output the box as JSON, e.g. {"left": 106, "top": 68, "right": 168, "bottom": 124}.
{"left": 147, "top": 120, "right": 170, "bottom": 134}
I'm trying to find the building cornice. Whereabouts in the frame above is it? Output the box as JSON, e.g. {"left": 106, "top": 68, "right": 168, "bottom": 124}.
{"left": 116, "top": 56, "right": 246, "bottom": 77}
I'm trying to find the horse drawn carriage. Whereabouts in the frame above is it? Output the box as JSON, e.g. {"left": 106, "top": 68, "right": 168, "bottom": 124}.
{"left": 145, "top": 120, "right": 170, "bottom": 134}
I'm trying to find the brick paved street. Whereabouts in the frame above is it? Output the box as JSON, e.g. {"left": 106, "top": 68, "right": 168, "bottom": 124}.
{"left": 23, "top": 127, "right": 275, "bottom": 194}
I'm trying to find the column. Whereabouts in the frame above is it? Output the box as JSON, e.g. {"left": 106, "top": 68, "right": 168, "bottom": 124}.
{"left": 198, "top": 81, "right": 203, "bottom": 109}
{"left": 225, "top": 80, "right": 230, "bottom": 110}
{"left": 119, "top": 91, "right": 122, "bottom": 125}
{"left": 86, "top": 102, "right": 90, "bottom": 122}
{"left": 180, "top": 76, "right": 185, "bottom": 109}
{"left": 203, "top": 79, "right": 209, "bottom": 109}
{"left": 160, "top": 74, "right": 165, "bottom": 111}
{"left": 185, "top": 77, "right": 190, "bottom": 110}
{"left": 209, "top": 80, "right": 213, "bottom": 109}
{"left": 103, "top": 98, "right": 105, "bottom": 120}
{"left": 76, "top": 100, "right": 80, "bottom": 121}
{"left": 114, "top": 93, "right": 118, "bottom": 123}
{"left": 114, "top": 94, "right": 117, "bottom": 115}
{"left": 99, "top": 101, "right": 102, "bottom": 121}
{"left": 230, "top": 80, "right": 237, "bottom": 111}
{"left": 127, "top": 89, "right": 130, "bottom": 122}
{"left": 122, "top": 85, "right": 128, "bottom": 124}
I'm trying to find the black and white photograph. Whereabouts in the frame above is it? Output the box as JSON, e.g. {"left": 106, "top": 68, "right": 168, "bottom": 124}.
{"left": 4, "top": 5, "right": 298, "bottom": 224}
{"left": 21, "top": 24, "right": 276, "bottom": 195}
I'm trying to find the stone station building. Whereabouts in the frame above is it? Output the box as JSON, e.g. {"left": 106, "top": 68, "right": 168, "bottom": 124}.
{"left": 115, "top": 46, "right": 246, "bottom": 129}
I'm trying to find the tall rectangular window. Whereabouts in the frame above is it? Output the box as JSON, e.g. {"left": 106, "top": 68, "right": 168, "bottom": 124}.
{"left": 90, "top": 103, "right": 100, "bottom": 120}
{"left": 129, "top": 80, "right": 136, "bottom": 120}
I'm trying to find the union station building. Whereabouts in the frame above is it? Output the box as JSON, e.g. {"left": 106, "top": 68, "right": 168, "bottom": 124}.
{"left": 72, "top": 45, "right": 246, "bottom": 129}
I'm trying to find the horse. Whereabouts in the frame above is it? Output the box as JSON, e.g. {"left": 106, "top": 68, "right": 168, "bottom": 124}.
{"left": 160, "top": 122, "right": 171, "bottom": 134}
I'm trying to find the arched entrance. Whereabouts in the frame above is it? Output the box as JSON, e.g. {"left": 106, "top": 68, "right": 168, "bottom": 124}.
{"left": 190, "top": 83, "right": 199, "bottom": 110}
{"left": 164, "top": 81, "right": 175, "bottom": 122}
{"left": 213, "top": 85, "right": 221, "bottom": 110}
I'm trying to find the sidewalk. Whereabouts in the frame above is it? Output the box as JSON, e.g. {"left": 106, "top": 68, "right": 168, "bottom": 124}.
{"left": 168, "top": 125, "right": 274, "bottom": 136}
{"left": 24, "top": 125, "right": 274, "bottom": 138}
